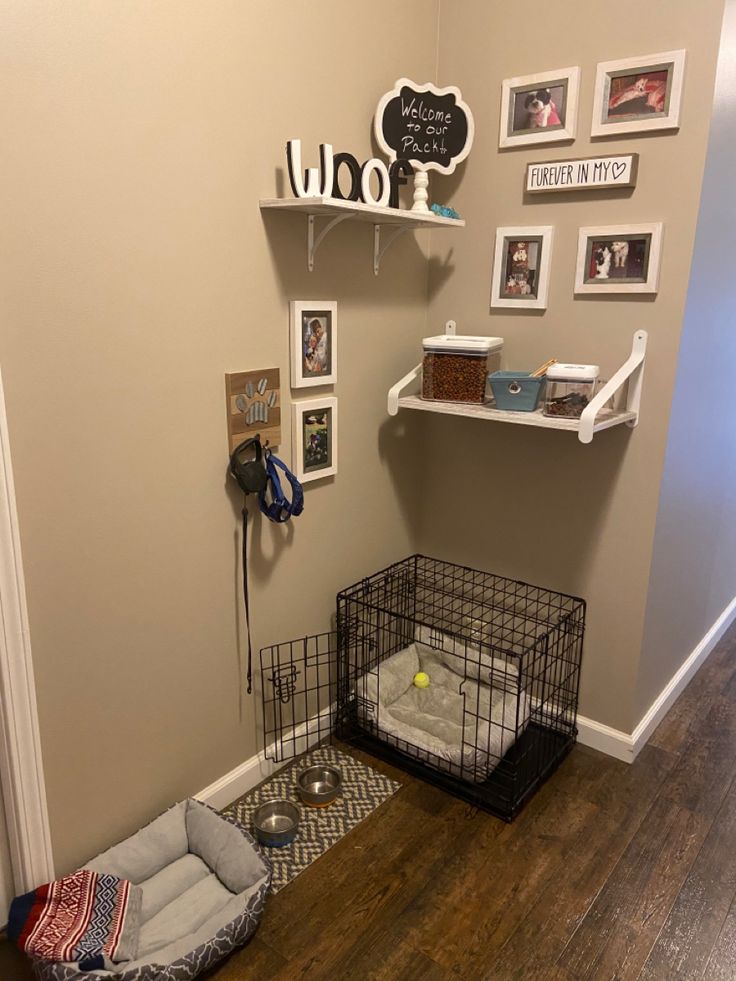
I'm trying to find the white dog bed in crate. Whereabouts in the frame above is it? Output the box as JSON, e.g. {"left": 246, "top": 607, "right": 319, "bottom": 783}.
{"left": 359, "top": 627, "right": 531, "bottom": 782}
{"left": 32, "top": 799, "right": 270, "bottom": 981}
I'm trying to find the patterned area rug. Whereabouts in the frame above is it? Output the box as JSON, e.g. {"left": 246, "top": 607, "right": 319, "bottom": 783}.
{"left": 223, "top": 746, "right": 402, "bottom": 892}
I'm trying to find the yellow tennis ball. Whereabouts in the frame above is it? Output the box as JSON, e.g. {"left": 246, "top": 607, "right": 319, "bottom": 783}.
{"left": 413, "top": 671, "right": 430, "bottom": 689}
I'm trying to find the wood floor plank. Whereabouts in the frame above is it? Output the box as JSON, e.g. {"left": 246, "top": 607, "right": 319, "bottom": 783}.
{"left": 554, "top": 795, "right": 710, "bottom": 980}
{"left": 259, "top": 778, "right": 459, "bottom": 960}
{"left": 649, "top": 625, "right": 736, "bottom": 756}
{"left": 483, "top": 744, "right": 678, "bottom": 980}
{"left": 639, "top": 771, "right": 736, "bottom": 980}
{"left": 385, "top": 775, "right": 598, "bottom": 975}
{"left": 264, "top": 795, "right": 481, "bottom": 979}
{"left": 702, "top": 898, "right": 736, "bottom": 981}
{"left": 659, "top": 681, "right": 736, "bottom": 820}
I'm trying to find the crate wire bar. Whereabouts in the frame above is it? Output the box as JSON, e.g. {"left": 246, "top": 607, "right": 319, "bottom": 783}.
{"left": 261, "top": 556, "right": 585, "bottom": 821}
{"left": 261, "top": 633, "right": 338, "bottom": 762}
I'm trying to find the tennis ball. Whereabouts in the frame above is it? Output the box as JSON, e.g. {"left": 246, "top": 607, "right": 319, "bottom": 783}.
{"left": 413, "top": 671, "right": 430, "bottom": 689}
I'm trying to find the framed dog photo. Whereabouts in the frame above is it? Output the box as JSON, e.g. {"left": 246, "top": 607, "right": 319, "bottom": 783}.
{"left": 499, "top": 67, "right": 580, "bottom": 148}
{"left": 290, "top": 300, "right": 337, "bottom": 388}
{"left": 292, "top": 397, "right": 338, "bottom": 483}
{"left": 591, "top": 50, "right": 686, "bottom": 137}
{"left": 490, "top": 226, "right": 554, "bottom": 309}
{"left": 575, "top": 223, "right": 664, "bottom": 294}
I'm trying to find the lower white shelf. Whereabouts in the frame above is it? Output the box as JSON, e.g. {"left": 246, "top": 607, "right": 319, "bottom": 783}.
{"left": 387, "top": 329, "right": 648, "bottom": 444}
{"left": 396, "top": 395, "right": 637, "bottom": 434}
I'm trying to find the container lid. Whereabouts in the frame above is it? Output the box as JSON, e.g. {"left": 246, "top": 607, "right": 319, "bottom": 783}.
{"left": 546, "top": 363, "right": 600, "bottom": 381}
{"left": 423, "top": 334, "right": 504, "bottom": 354}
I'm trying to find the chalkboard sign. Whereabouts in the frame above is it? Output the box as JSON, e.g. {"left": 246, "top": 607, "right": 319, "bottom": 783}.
{"left": 374, "top": 78, "right": 474, "bottom": 175}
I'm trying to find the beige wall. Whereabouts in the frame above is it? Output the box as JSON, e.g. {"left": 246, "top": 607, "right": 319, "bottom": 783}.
{"left": 1, "top": 1, "right": 436, "bottom": 874}
{"left": 637, "top": 0, "right": 736, "bottom": 717}
{"left": 2, "top": 0, "right": 731, "bottom": 875}
{"left": 422, "top": 0, "right": 724, "bottom": 731}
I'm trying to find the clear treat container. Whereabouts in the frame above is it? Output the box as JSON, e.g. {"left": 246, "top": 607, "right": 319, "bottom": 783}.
{"left": 422, "top": 334, "right": 503, "bottom": 404}
{"left": 543, "top": 363, "right": 600, "bottom": 419}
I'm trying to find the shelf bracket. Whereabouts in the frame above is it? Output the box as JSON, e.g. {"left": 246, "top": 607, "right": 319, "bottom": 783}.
{"left": 387, "top": 362, "right": 422, "bottom": 416}
{"left": 578, "top": 330, "right": 648, "bottom": 444}
{"left": 374, "top": 224, "right": 415, "bottom": 276}
{"left": 307, "top": 213, "right": 351, "bottom": 272}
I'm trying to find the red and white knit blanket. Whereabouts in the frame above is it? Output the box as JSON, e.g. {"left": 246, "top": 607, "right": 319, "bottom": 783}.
{"left": 8, "top": 869, "right": 141, "bottom": 971}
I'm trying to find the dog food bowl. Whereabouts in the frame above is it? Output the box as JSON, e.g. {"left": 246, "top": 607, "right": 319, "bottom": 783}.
{"left": 296, "top": 764, "right": 342, "bottom": 807}
{"left": 252, "top": 799, "right": 300, "bottom": 847}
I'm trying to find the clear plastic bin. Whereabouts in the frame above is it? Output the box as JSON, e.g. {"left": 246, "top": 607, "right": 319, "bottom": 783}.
{"left": 422, "top": 334, "right": 503, "bottom": 404}
{"left": 543, "top": 364, "right": 600, "bottom": 419}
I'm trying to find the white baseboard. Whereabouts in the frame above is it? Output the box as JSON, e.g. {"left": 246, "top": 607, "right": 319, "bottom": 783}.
{"left": 195, "top": 748, "right": 278, "bottom": 811}
{"left": 195, "top": 704, "right": 335, "bottom": 810}
{"left": 576, "top": 715, "right": 635, "bottom": 763}
{"left": 577, "top": 593, "right": 736, "bottom": 764}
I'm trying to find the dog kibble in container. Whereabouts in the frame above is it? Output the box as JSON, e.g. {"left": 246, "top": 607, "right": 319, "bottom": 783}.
{"left": 422, "top": 334, "right": 503, "bottom": 404}
{"left": 543, "top": 363, "right": 600, "bottom": 419}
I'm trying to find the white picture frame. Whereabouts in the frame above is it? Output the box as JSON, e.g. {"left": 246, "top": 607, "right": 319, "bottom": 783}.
{"left": 490, "top": 226, "right": 554, "bottom": 310}
{"left": 575, "top": 223, "right": 664, "bottom": 294}
{"left": 591, "top": 50, "right": 686, "bottom": 137}
{"left": 499, "top": 67, "right": 580, "bottom": 149}
{"left": 289, "top": 300, "right": 337, "bottom": 389}
{"left": 292, "top": 397, "right": 338, "bottom": 483}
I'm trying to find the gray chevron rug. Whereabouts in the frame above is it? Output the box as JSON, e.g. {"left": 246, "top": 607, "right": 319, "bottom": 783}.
{"left": 223, "top": 746, "right": 402, "bottom": 893}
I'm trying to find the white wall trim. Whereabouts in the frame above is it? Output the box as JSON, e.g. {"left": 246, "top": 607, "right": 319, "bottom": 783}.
{"left": 578, "top": 593, "right": 736, "bottom": 764}
{"left": 0, "top": 367, "right": 55, "bottom": 890}
{"left": 576, "top": 715, "right": 635, "bottom": 763}
{"left": 195, "top": 705, "right": 335, "bottom": 810}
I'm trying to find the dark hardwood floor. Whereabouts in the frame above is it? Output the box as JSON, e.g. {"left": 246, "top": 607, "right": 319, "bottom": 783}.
{"left": 4, "top": 625, "right": 736, "bottom": 979}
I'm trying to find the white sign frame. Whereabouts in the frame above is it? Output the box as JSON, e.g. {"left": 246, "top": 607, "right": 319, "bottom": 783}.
{"left": 374, "top": 78, "right": 475, "bottom": 175}
{"left": 490, "top": 226, "right": 554, "bottom": 310}
{"left": 575, "top": 223, "right": 664, "bottom": 294}
{"left": 592, "top": 50, "right": 686, "bottom": 137}
{"left": 525, "top": 154, "right": 639, "bottom": 194}
{"left": 499, "top": 66, "right": 580, "bottom": 149}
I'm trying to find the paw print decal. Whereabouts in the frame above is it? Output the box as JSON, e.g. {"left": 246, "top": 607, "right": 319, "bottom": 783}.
{"left": 235, "top": 377, "right": 278, "bottom": 425}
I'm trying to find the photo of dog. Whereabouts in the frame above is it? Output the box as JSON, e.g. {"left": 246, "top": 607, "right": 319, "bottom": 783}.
{"left": 501, "top": 238, "right": 541, "bottom": 298}
{"left": 587, "top": 237, "right": 649, "bottom": 282}
{"left": 523, "top": 89, "right": 562, "bottom": 129}
{"left": 512, "top": 83, "right": 566, "bottom": 133}
{"left": 607, "top": 70, "right": 669, "bottom": 118}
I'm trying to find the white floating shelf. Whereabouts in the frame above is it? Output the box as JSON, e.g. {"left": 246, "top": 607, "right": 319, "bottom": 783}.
{"left": 395, "top": 395, "right": 637, "bottom": 434}
{"left": 259, "top": 196, "right": 465, "bottom": 274}
{"left": 388, "top": 329, "right": 648, "bottom": 444}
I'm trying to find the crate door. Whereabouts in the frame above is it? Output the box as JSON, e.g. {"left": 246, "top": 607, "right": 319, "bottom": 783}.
{"left": 260, "top": 632, "right": 338, "bottom": 762}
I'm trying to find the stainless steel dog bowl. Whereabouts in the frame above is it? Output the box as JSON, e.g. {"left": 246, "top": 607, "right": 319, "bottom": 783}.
{"left": 252, "top": 799, "right": 300, "bottom": 847}
{"left": 296, "top": 764, "right": 342, "bottom": 807}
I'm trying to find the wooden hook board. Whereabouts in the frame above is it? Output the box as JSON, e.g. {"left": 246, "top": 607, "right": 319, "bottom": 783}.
{"left": 225, "top": 368, "right": 281, "bottom": 451}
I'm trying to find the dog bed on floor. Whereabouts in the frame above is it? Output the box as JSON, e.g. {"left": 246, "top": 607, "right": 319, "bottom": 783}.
{"left": 32, "top": 799, "right": 271, "bottom": 981}
{"left": 359, "top": 630, "right": 530, "bottom": 782}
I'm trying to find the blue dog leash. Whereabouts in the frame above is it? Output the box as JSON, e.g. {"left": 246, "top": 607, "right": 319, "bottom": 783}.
{"left": 258, "top": 451, "right": 304, "bottom": 523}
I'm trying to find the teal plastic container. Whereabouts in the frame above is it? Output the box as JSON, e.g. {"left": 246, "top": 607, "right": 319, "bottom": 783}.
{"left": 488, "top": 371, "right": 546, "bottom": 412}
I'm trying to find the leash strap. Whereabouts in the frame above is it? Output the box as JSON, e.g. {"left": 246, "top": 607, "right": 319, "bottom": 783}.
{"left": 258, "top": 452, "right": 304, "bottom": 522}
{"left": 241, "top": 507, "right": 254, "bottom": 695}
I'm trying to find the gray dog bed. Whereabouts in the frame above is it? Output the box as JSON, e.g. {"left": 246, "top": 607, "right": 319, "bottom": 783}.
{"left": 360, "top": 627, "right": 531, "bottom": 781}
{"left": 32, "top": 799, "right": 270, "bottom": 981}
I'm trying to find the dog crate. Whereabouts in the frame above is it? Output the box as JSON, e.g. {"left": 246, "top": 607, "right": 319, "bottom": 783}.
{"left": 261, "top": 555, "right": 585, "bottom": 821}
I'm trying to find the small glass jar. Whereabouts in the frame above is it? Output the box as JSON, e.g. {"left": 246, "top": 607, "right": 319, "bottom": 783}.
{"left": 422, "top": 334, "right": 503, "bottom": 404}
{"left": 543, "top": 364, "right": 600, "bottom": 419}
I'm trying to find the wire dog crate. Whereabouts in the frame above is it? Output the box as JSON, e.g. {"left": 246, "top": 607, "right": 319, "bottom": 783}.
{"left": 261, "top": 555, "right": 585, "bottom": 821}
